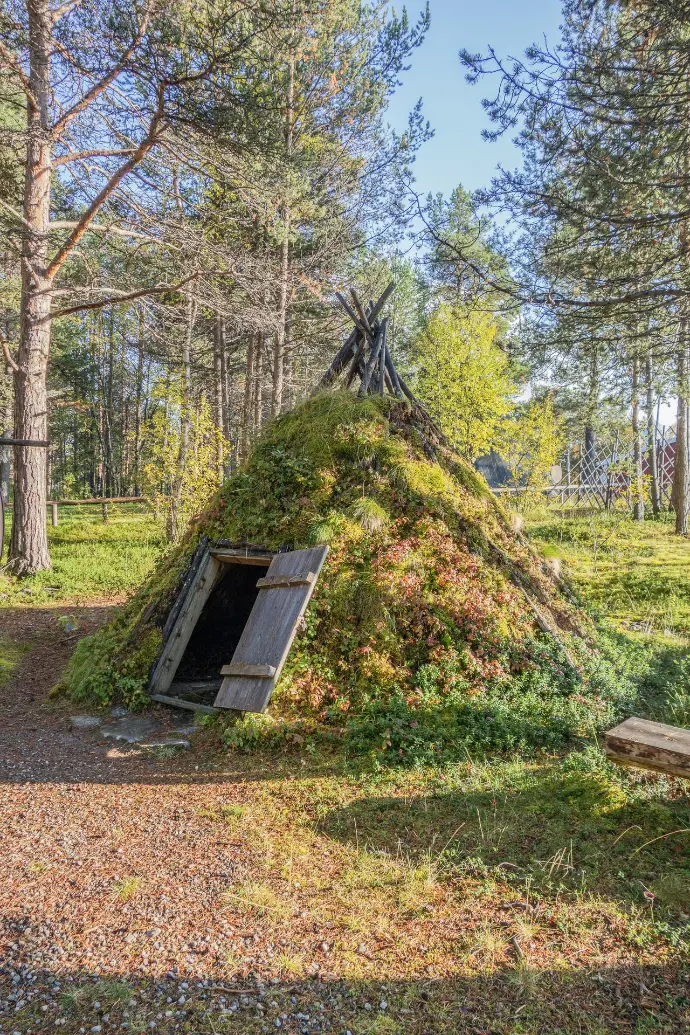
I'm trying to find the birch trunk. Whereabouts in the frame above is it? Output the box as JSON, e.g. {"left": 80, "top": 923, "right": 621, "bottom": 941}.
{"left": 673, "top": 324, "right": 690, "bottom": 534}
{"left": 631, "top": 354, "right": 645, "bottom": 521}
{"left": 645, "top": 353, "right": 661, "bottom": 516}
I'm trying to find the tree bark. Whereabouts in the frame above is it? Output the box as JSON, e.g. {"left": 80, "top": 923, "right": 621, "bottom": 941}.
{"left": 254, "top": 333, "right": 264, "bottom": 434}
{"left": 631, "top": 353, "right": 645, "bottom": 521}
{"left": 582, "top": 346, "right": 598, "bottom": 489}
{"left": 241, "top": 332, "right": 255, "bottom": 460}
{"left": 271, "top": 49, "right": 294, "bottom": 418}
{"left": 673, "top": 324, "right": 690, "bottom": 534}
{"left": 133, "top": 311, "right": 144, "bottom": 495}
{"left": 9, "top": 0, "right": 53, "bottom": 574}
{"left": 213, "top": 313, "right": 225, "bottom": 481}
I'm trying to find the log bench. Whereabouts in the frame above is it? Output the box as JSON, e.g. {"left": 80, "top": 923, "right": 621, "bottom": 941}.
{"left": 605, "top": 717, "right": 690, "bottom": 779}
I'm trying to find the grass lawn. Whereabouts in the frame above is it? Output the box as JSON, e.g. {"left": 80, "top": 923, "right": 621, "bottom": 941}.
{"left": 4, "top": 507, "right": 690, "bottom": 1034}
{"left": 0, "top": 502, "right": 166, "bottom": 605}
{"left": 527, "top": 509, "right": 690, "bottom": 643}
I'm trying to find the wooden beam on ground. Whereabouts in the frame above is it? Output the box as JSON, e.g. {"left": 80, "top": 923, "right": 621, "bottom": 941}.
{"left": 605, "top": 716, "right": 690, "bottom": 779}
{"left": 151, "top": 693, "right": 218, "bottom": 715}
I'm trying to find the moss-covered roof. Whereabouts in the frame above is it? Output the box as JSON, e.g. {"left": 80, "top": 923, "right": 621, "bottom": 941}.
{"left": 65, "top": 393, "right": 631, "bottom": 765}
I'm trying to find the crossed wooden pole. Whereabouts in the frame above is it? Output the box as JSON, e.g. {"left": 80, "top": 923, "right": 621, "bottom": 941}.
{"left": 315, "top": 283, "right": 447, "bottom": 455}
{"left": 317, "top": 283, "right": 415, "bottom": 401}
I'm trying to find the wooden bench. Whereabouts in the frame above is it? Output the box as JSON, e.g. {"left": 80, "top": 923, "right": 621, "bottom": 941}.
{"left": 605, "top": 717, "right": 690, "bottom": 779}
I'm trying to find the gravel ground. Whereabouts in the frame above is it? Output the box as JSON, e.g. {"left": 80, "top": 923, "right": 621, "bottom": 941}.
{"left": 1, "top": 606, "right": 689, "bottom": 1034}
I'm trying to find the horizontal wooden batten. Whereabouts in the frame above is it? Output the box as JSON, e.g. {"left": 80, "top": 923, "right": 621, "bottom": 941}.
{"left": 256, "top": 572, "right": 316, "bottom": 589}
{"left": 210, "top": 548, "right": 273, "bottom": 566}
{"left": 220, "top": 663, "right": 276, "bottom": 678}
{"left": 605, "top": 716, "right": 690, "bottom": 779}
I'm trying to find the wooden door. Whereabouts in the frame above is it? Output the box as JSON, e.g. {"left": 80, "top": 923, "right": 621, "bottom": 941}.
{"left": 214, "top": 545, "right": 328, "bottom": 713}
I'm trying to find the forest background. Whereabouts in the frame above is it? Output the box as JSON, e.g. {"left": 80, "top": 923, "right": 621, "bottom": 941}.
{"left": 0, "top": 0, "right": 687, "bottom": 574}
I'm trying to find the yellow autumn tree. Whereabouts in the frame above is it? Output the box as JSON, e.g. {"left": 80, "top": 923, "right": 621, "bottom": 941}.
{"left": 501, "top": 394, "right": 565, "bottom": 508}
{"left": 139, "top": 378, "right": 226, "bottom": 537}
{"left": 413, "top": 304, "right": 514, "bottom": 460}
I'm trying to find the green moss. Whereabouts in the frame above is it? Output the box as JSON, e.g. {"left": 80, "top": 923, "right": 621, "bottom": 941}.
{"left": 65, "top": 391, "right": 597, "bottom": 754}
{"left": 63, "top": 621, "right": 161, "bottom": 709}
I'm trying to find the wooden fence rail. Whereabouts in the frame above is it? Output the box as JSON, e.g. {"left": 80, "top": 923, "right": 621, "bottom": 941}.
{"left": 5, "top": 495, "right": 150, "bottom": 526}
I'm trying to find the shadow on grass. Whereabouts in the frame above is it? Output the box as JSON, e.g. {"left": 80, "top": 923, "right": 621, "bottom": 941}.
{"left": 317, "top": 768, "right": 690, "bottom": 914}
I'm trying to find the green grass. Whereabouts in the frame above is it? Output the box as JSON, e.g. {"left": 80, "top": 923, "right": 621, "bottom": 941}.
{"left": 527, "top": 509, "right": 690, "bottom": 728}
{"left": 0, "top": 503, "right": 165, "bottom": 605}
{"left": 0, "top": 633, "right": 30, "bottom": 684}
{"left": 527, "top": 510, "right": 690, "bottom": 643}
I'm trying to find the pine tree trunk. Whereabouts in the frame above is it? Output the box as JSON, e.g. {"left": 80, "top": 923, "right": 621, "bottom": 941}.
{"left": 271, "top": 51, "right": 294, "bottom": 418}
{"left": 645, "top": 352, "right": 661, "bottom": 516}
{"left": 284, "top": 314, "right": 293, "bottom": 411}
{"left": 168, "top": 298, "right": 195, "bottom": 540}
{"left": 631, "top": 354, "right": 645, "bottom": 521}
{"left": 8, "top": 0, "right": 53, "bottom": 574}
{"left": 254, "top": 333, "right": 264, "bottom": 433}
{"left": 133, "top": 313, "right": 144, "bottom": 495}
{"left": 582, "top": 347, "right": 598, "bottom": 489}
{"left": 241, "top": 332, "right": 255, "bottom": 460}
{"left": 673, "top": 326, "right": 690, "bottom": 534}
{"left": 0, "top": 429, "right": 10, "bottom": 506}
{"left": 213, "top": 314, "right": 225, "bottom": 481}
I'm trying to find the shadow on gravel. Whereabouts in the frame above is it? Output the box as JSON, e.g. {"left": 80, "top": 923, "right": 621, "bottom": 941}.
{"left": 1, "top": 961, "right": 689, "bottom": 1034}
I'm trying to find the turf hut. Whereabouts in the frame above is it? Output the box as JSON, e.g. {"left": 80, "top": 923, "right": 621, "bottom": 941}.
{"left": 66, "top": 287, "right": 612, "bottom": 762}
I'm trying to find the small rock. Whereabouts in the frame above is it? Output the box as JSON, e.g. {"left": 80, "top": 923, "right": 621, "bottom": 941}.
{"left": 100, "top": 716, "right": 160, "bottom": 743}
{"left": 70, "top": 716, "right": 102, "bottom": 730}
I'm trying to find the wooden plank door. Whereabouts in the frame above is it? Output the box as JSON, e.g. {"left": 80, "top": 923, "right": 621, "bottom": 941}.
{"left": 213, "top": 545, "right": 329, "bottom": 713}
{"left": 149, "top": 548, "right": 222, "bottom": 696}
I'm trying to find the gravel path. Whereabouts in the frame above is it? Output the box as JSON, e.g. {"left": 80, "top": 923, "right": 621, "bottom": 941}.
{"left": 1, "top": 606, "right": 688, "bottom": 1035}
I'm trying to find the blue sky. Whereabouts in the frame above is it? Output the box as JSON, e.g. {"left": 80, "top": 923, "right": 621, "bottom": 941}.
{"left": 387, "top": 0, "right": 563, "bottom": 200}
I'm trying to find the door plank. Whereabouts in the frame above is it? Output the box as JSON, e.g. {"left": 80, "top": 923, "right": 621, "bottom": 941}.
{"left": 214, "top": 545, "right": 329, "bottom": 713}
{"left": 149, "top": 549, "right": 221, "bottom": 696}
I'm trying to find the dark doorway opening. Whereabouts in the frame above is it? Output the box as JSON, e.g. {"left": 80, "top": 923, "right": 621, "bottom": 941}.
{"left": 171, "top": 562, "right": 264, "bottom": 702}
